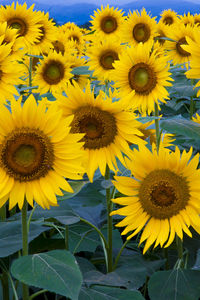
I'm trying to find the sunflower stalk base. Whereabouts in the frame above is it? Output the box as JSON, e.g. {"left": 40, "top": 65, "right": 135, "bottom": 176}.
{"left": 105, "top": 165, "right": 113, "bottom": 273}
{"left": 176, "top": 235, "right": 184, "bottom": 268}
{"left": 21, "top": 200, "right": 29, "bottom": 300}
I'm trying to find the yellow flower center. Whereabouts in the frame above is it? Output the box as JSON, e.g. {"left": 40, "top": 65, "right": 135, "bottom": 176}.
{"left": 176, "top": 37, "right": 190, "bottom": 57}
{"left": 128, "top": 62, "right": 157, "bottom": 95}
{"left": 100, "top": 50, "right": 119, "bottom": 70}
{"left": 132, "top": 23, "right": 150, "bottom": 43}
{"left": 43, "top": 60, "right": 65, "bottom": 85}
{"left": 7, "top": 18, "right": 27, "bottom": 37}
{"left": 71, "top": 106, "right": 117, "bottom": 149}
{"left": 100, "top": 16, "right": 118, "bottom": 33}
{"left": 0, "top": 128, "right": 54, "bottom": 182}
{"left": 139, "top": 169, "right": 190, "bottom": 219}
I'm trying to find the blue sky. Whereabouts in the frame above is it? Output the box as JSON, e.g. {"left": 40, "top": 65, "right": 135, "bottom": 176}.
{"left": 32, "top": 0, "right": 200, "bottom": 3}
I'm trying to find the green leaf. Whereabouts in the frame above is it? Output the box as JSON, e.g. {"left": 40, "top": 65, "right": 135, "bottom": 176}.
{"left": 0, "top": 221, "right": 48, "bottom": 257}
{"left": 148, "top": 269, "right": 200, "bottom": 300}
{"left": 57, "top": 180, "right": 86, "bottom": 201}
{"left": 11, "top": 250, "right": 82, "bottom": 300}
{"left": 161, "top": 117, "right": 200, "bottom": 139}
{"left": 71, "top": 66, "right": 93, "bottom": 75}
{"left": 80, "top": 286, "right": 145, "bottom": 300}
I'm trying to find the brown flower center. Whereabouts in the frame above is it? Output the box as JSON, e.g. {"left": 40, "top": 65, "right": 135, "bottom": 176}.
{"left": 139, "top": 169, "right": 190, "bottom": 219}
{"left": 100, "top": 16, "right": 118, "bottom": 34}
{"left": 71, "top": 106, "right": 117, "bottom": 149}
{"left": 0, "top": 128, "right": 54, "bottom": 182}
{"left": 52, "top": 41, "right": 65, "bottom": 54}
{"left": 35, "top": 26, "right": 45, "bottom": 44}
{"left": 132, "top": 23, "right": 150, "bottom": 43}
{"left": 7, "top": 18, "right": 27, "bottom": 37}
{"left": 42, "top": 60, "right": 65, "bottom": 85}
{"left": 100, "top": 50, "right": 119, "bottom": 70}
{"left": 128, "top": 62, "right": 157, "bottom": 95}
{"left": 163, "top": 16, "right": 173, "bottom": 25}
{"left": 176, "top": 37, "right": 190, "bottom": 57}
{"left": 69, "top": 35, "right": 79, "bottom": 43}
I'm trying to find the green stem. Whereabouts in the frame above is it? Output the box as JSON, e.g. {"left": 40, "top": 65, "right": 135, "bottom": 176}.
{"left": 176, "top": 235, "right": 184, "bottom": 268}
{"left": 7, "top": 272, "right": 19, "bottom": 300}
{"left": 28, "top": 57, "right": 33, "bottom": 94}
{"left": 73, "top": 229, "right": 93, "bottom": 254}
{"left": 0, "top": 204, "right": 6, "bottom": 221}
{"left": 27, "top": 204, "right": 38, "bottom": 233}
{"left": 105, "top": 165, "right": 113, "bottom": 272}
{"left": 164, "top": 248, "right": 170, "bottom": 270}
{"left": 190, "top": 79, "right": 195, "bottom": 120}
{"left": 154, "top": 103, "right": 160, "bottom": 152}
{"left": 80, "top": 217, "right": 108, "bottom": 249}
{"left": 21, "top": 201, "right": 29, "bottom": 300}
{"left": 1, "top": 271, "right": 9, "bottom": 300}
{"left": 29, "top": 289, "right": 48, "bottom": 300}
{"left": 65, "top": 225, "right": 69, "bottom": 251}
{"left": 113, "top": 239, "right": 129, "bottom": 270}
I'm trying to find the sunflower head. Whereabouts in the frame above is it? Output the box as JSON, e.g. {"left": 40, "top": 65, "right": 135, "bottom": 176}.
{"left": 111, "top": 145, "right": 200, "bottom": 253}
{"left": 159, "top": 9, "right": 180, "bottom": 26}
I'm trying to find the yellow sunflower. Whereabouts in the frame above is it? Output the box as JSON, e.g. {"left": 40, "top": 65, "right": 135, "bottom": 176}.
{"left": 111, "top": 144, "right": 200, "bottom": 253}
{"left": 121, "top": 8, "right": 157, "bottom": 48}
{"left": 0, "top": 42, "right": 24, "bottom": 102}
{"left": 183, "top": 27, "right": 200, "bottom": 96}
{"left": 0, "top": 94, "right": 85, "bottom": 210}
{"left": 112, "top": 43, "right": 173, "bottom": 114}
{"left": 179, "top": 12, "right": 194, "bottom": 27}
{"left": 155, "top": 22, "right": 170, "bottom": 48}
{"left": 33, "top": 50, "right": 73, "bottom": 96}
{"left": 50, "top": 29, "right": 77, "bottom": 56}
{"left": 192, "top": 113, "right": 200, "bottom": 124}
{"left": 165, "top": 23, "right": 195, "bottom": 66}
{"left": 57, "top": 81, "right": 145, "bottom": 182}
{"left": 59, "top": 22, "right": 80, "bottom": 33}
{"left": 0, "top": 2, "right": 41, "bottom": 49}
{"left": 63, "top": 27, "right": 85, "bottom": 55}
{"left": 90, "top": 5, "right": 125, "bottom": 41}
{"left": 27, "top": 11, "right": 56, "bottom": 55}
{"left": 194, "top": 14, "right": 200, "bottom": 26}
{"left": 86, "top": 38, "right": 123, "bottom": 81}
{"left": 159, "top": 9, "right": 180, "bottom": 26}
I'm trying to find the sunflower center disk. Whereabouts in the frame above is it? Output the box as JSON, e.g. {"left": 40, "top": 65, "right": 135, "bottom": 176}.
{"left": 35, "top": 26, "right": 45, "bottom": 44}
{"left": 139, "top": 169, "right": 190, "bottom": 219}
{"left": 132, "top": 23, "right": 150, "bottom": 43}
{"left": 53, "top": 41, "right": 65, "bottom": 54}
{"left": 7, "top": 18, "right": 27, "bottom": 37}
{"left": 100, "top": 51, "right": 119, "bottom": 69}
{"left": 71, "top": 106, "right": 117, "bottom": 149}
{"left": 128, "top": 63, "right": 157, "bottom": 95}
{"left": 0, "top": 128, "right": 54, "bottom": 182}
{"left": 43, "top": 60, "right": 65, "bottom": 84}
{"left": 163, "top": 16, "right": 173, "bottom": 25}
{"left": 101, "top": 16, "right": 117, "bottom": 33}
{"left": 176, "top": 37, "right": 190, "bottom": 57}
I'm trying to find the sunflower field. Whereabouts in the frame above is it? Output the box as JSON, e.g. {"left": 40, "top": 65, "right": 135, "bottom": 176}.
{"left": 1, "top": 2, "right": 200, "bottom": 300}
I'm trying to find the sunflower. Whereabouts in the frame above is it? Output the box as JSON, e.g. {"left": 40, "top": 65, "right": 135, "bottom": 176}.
{"left": 63, "top": 27, "right": 85, "bottom": 55}
{"left": 155, "top": 22, "right": 170, "bottom": 48}
{"left": 159, "top": 9, "right": 180, "bottom": 26}
{"left": 0, "top": 42, "right": 24, "bottom": 102}
{"left": 59, "top": 22, "right": 80, "bottom": 33}
{"left": 87, "top": 39, "right": 123, "bottom": 81}
{"left": 111, "top": 144, "right": 200, "bottom": 253}
{"left": 27, "top": 11, "right": 56, "bottom": 55}
{"left": 183, "top": 28, "right": 200, "bottom": 96}
{"left": 50, "top": 29, "right": 77, "bottom": 56}
{"left": 164, "top": 23, "right": 195, "bottom": 66}
{"left": 69, "top": 56, "right": 89, "bottom": 89}
{"left": 121, "top": 8, "right": 157, "bottom": 48}
{"left": 0, "top": 94, "right": 85, "bottom": 210}
{"left": 192, "top": 113, "right": 200, "bottom": 124}
{"left": 57, "top": 81, "right": 145, "bottom": 182}
{"left": 179, "top": 12, "right": 194, "bottom": 27}
{"left": 0, "top": 2, "right": 41, "bottom": 49}
{"left": 33, "top": 50, "right": 73, "bottom": 96}
{"left": 90, "top": 5, "right": 125, "bottom": 41}
{"left": 194, "top": 14, "right": 200, "bottom": 26}
{"left": 112, "top": 43, "right": 173, "bottom": 114}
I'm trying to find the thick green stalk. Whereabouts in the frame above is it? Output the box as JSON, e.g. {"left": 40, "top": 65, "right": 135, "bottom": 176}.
{"left": 154, "top": 103, "right": 160, "bottom": 152}
{"left": 1, "top": 271, "right": 9, "bottom": 300}
{"left": 190, "top": 79, "right": 195, "bottom": 119}
{"left": 21, "top": 201, "right": 29, "bottom": 299}
{"left": 176, "top": 235, "right": 184, "bottom": 268}
{"left": 105, "top": 165, "right": 113, "bottom": 272}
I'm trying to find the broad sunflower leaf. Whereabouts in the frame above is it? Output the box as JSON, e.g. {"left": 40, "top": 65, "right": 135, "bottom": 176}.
{"left": 0, "top": 221, "right": 49, "bottom": 257}
{"left": 11, "top": 250, "right": 82, "bottom": 300}
{"left": 71, "top": 66, "right": 93, "bottom": 75}
{"left": 148, "top": 269, "right": 200, "bottom": 300}
{"left": 161, "top": 117, "right": 200, "bottom": 139}
{"left": 80, "top": 286, "right": 145, "bottom": 300}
